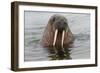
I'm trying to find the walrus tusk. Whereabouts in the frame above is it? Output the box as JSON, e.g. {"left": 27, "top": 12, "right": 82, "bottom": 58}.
{"left": 61, "top": 30, "right": 65, "bottom": 48}
{"left": 53, "top": 29, "right": 58, "bottom": 46}
{"left": 61, "top": 28, "right": 68, "bottom": 48}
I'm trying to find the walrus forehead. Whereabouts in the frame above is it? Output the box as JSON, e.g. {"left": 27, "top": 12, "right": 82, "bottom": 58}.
{"left": 51, "top": 14, "right": 67, "bottom": 21}
{"left": 56, "top": 18, "right": 67, "bottom": 23}
{"left": 52, "top": 14, "right": 65, "bottom": 18}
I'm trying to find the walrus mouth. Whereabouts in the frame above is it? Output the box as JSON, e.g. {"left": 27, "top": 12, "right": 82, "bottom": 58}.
{"left": 53, "top": 29, "right": 67, "bottom": 47}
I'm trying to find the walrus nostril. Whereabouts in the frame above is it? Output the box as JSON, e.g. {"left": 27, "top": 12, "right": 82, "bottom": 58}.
{"left": 56, "top": 23, "right": 66, "bottom": 32}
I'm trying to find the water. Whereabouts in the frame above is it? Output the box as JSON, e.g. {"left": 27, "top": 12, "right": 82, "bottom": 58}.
{"left": 24, "top": 11, "right": 90, "bottom": 61}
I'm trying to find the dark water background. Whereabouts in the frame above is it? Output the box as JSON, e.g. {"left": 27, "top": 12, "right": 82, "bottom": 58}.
{"left": 24, "top": 11, "right": 90, "bottom": 61}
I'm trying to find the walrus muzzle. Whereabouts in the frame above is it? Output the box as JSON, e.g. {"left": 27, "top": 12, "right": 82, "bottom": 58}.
{"left": 53, "top": 29, "right": 68, "bottom": 48}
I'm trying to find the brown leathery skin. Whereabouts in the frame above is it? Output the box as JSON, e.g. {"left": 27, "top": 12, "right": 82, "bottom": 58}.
{"left": 41, "top": 14, "right": 74, "bottom": 48}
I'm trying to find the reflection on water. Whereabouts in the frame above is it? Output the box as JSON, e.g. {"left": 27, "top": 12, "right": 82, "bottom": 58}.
{"left": 24, "top": 11, "right": 90, "bottom": 61}
{"left": 24, "top": 33, "right": 90, "bottom": 61}
{"left": 47, "top": 46, "right": 71, "bottom": 60}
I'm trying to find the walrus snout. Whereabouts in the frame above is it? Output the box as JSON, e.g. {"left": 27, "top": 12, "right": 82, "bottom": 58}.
{"left": 54, "top": 20, "right": 67, "bottom": 32}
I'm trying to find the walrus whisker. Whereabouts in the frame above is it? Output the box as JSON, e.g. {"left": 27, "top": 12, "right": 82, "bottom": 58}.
{"left": 53, "top": 29, "right": 58, "bottom": 46}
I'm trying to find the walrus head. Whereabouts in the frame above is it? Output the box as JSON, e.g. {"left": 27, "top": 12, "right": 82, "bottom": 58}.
{"left": 49, "top": 14, "right": 68, "bottom": 32}
{"left": 49, "top": 14, "right": 69, "bottom": 47}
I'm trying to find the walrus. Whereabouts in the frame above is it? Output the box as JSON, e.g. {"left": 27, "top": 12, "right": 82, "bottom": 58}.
{"left": 41, "top": 14, "right": 74, "bottom": 48}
